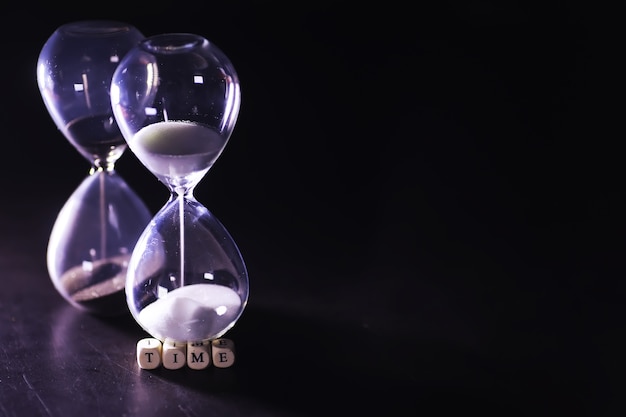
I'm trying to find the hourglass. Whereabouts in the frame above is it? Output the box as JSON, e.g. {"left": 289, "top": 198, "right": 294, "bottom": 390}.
{"left": 37, "top": 21, "right": 153, "bottom": 316}
{"left": 110, "top": 33, "right": 249, "bottom": 343}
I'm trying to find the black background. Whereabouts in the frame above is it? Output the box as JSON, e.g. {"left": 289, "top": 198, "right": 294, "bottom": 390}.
{"left": 1, "top": 2, "right": 623, "bottom": 416}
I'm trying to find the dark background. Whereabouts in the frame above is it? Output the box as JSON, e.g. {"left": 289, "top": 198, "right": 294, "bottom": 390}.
{"left": 1, "top": 2, "right": 623, "bottom": 416}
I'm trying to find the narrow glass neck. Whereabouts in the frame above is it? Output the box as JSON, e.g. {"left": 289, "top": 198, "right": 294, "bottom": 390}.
{"left": 161, "top": 173, "right": 205, "bottom": 199}
{"left": 171, "top": 185, "right": 196, "bottom": 200}
{"left": 89, "top": 164, "right": 115, "bottom": 175}
{"left": 83, "top": 145, "right": 124, "bottom": 173}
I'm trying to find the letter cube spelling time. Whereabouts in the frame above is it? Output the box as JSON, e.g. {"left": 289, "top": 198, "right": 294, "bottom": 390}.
{"left": 162, "top": 339, "right": 187, "bottom": 370}
{"left": 187, "top": 340, "right": 211, "bottom": 370}
{"left": 211, "top": 338, "right": 235, "bottom": 368}
{"left": 136, "top": 338, "right": 162, "bottom": 370}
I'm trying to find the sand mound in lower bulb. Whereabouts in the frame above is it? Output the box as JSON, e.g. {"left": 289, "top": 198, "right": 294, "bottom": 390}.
{"left": 137, "top": 284, "right": 241, "bottom": 342}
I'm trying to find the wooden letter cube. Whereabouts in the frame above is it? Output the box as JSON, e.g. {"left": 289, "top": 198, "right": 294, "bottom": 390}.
{"left": 162, "top": 339, "right": 187, "bottom": 370}
{"left": 187, "top": 340, "right": 211, "bottom": 370}
{"left": 211, "top": 338, "right": 235, "bottom": 368}
{"left": 137, "top": 338, "right": 162, "bottom": 370}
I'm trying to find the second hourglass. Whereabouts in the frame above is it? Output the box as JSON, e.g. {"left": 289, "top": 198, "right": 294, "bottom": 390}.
{"left": 111, "top": 33, "right": 249, "bottom": 343}
{"left": 37, "top": 21, "right": 152, "bottom": 316}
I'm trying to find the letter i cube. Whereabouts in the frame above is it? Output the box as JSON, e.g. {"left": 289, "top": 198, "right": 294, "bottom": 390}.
{"left": 212, "top": 338, "right": 235, "bottom": 368}
{"left": 162, "top": 339, "right": 187, "bottom": 370}
{"left": 136, "top": 338, "right": 162, "bottom": 370}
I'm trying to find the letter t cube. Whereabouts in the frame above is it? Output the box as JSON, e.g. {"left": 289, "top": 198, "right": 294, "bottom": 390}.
{"left": 136, "top": 338, "right": 162, "bottom": 370}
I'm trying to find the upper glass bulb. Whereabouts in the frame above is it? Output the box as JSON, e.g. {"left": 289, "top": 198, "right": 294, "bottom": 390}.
{"left": 37, "top": 20, "right": 145, "bottom": 169}
{"left": 111, "top": 33, "right": 241, "bottom": 194}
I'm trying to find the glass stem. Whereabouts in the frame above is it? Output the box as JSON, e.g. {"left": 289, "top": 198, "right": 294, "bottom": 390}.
{"left": 178, "top": 191, "right": 185, "bottom": 287}
{"left": 98, "top": 167, "right": 107, "bottom": 259}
